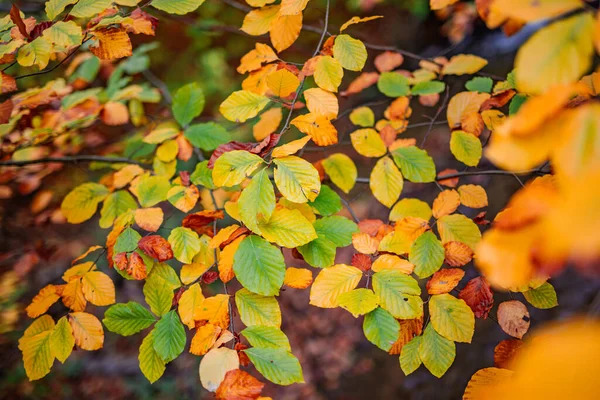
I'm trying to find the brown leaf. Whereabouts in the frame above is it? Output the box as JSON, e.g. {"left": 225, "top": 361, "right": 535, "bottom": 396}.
{"left": 250, "top": 133, "right": 280, "bottom": 157}
{"left": 351, "top": 253, "right": 372, "bottom": 272}
{"left": 388, "top": 316, "right": 424, "bottom": 355}
{"left": 216, "top": 369, "right": 264, "bottom": 400}
{"left": 182, "top": 210, "right": 225, "bottom": 235}
{"left": 90, "top": 27, "right": 132, "bottom": 60}
{"left": 419, "top": 93, "right": 440, "bottom": 107}
{"left": 374, "top": 51, "right": 404, "bottom": 73}
{"left": 127, "top": 252, "right": 147, "bottom": 280}
{"left": 208, "top": 141, "right": 254, "bottom": 168}
{"left": 126, "top": 8, "right": 158, "bottom": 36}
{"left": 426, "top": 268, "right": 465, "bottom": 295}
{"left": 480, "top": 89, "right": 516, "bottom": 110}
{"left": 437, "top": 168, "right": 459, "bottom": 187}
{"left": 138, "top": 235, "right": 174, "bottom": 262}
{"left": 494, "top": 339, "right": 523, "bottom": 368}
{"left": 1, "top": 72, "right": 17, "bottom": 94}
{"left": 235, "top": 343, "right": 251, "bottom": 367}
{"left": 458, "top": 277, "right": 494, "bottom": 318}
{"left": 0, "top": 99, "right": 14, "bottom": 124}
{"left": 444, "top": 241, "right": 474, "bottom": 267}
{"left": 10, "top": 5, "right": 30, "bottom": 40}
{"left": 497, "top": 300, "right": 530, "bottom": 339}
{"left": 114, "top": 252, "right": 128, "bottom": 272}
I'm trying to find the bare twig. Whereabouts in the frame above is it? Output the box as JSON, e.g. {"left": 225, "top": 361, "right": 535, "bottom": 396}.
{"left": 352, "top": 168, "right": 547, "bottom": 184}
{"left": 0, "top": 155, "right": 149, "bottom": 167}
{"left": 420, "top": 86, "right": 450, "bottom": 147}
{"left": 142, "top": 70, "right": 173, "bottom": 105}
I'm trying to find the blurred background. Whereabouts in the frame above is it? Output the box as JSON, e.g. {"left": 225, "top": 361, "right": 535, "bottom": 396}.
{"left": 1, "top": 0, "right": 599, "bottom": 399}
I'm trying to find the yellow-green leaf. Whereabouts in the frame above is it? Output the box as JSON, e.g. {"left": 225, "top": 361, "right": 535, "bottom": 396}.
{"left": 314, "top": 56, "right": 344, "bottom": 92}
{"left": 50, "top": 316, "right": 74, "bottom": 363}
{"left": 273, "top": 156, "right": 321, "bottom": 203}
{"left": 338, "top": 288, "right": 379, "bottom": 317}
{"left": 309, "top": 264, "right": 362, "bottom": 308}
{"left": 350, "top": 128, "right": 387, "bottom": 157}
{"left": 370, "top": 156, "right": 404, "bottom": 208}
{"left": 257, "top": 208, "right": 317, "bottom": 248}
{"left": 429, "top": 293, "right": 474, "bottom": 343}
{"left": 437, "top": 214, "right": 481, "bottom": 250}
{"left": 235, "top": 288, "right": 281, "bottom": 327}
{"left": 333, "top": 34, "right": 367, "bottom": 71}
{"left": 151, "top": 0, "right": 206, "bottom": 15}
{"left": 220, "top": 90, "right": 270, "bottom": 122}
{"left": 419, "top": 323, "right": 455, "bottom": 378}
{"left": 238, "top": 168, "right": 276, "bottom": 234}
{"left": 61, "top": 183, "right": 109, "bottom": 224}
{"left": 450, "top": 130, "right": 482, "bottom": 167}
{"left": 212, "top": 150, "right": 264, "bottom": 187}
{"left": 322, "top": 153, "right": 357, "bottom": 193}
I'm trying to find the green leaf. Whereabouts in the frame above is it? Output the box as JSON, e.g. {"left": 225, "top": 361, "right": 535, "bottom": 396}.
{"left": 372, "top": 269, "right": 423, "bottom": 319}
{"left": 377, "top": 72, "right": 410, "bottom": 97}
{"left": 509, "top": 93, "right": 528, "bottom": 115}
{"left": 168, "top": 227, "right": 201, "bottom": 264}
{"left": 19, "top": 315, "right": 55, "bottom": 381}
{"left": 412, "top": 81, "right": 445, "bottom": 95}
{"left": 392, "top": 146, "right": 436, "bottom": 183}
{"left": 152, "top": 0, "right": 206, "bottom": 15}
{"left": 148, "top": 263, "right": 181, "bottom": 290}
{"left": 349, "top": 106, "right": 375, "bottom": 127}
{"left": 99, "top": 190, "right": 137, "bottom": 229}
{"left": 143, "top": 278, "right": 174, "bottom": 317}
{"left": 429, "top": 294, "right": 474, "bottom": 343}
{"left": 136, "top": 175, "right": 171, "bottom": 207}
{"left": 114, "top": 227, "right": 142, "bottom": 254}
{"left": 233, "top": 236, "right": 286, "bottom": 296}
{"left": 437, "top": 214, "right": 481, "bottom": 250}
{"left": 257, "top": 208, "right": 317, "bottom": 248}
{"left": 332, "top": 34, "right": 367, "bottom": 71}
{"left": 409, "top": 231, "right": 445, "bottom": 278}
{"left": 244, "top": 347, "right": 304, "bottom": 385}
{"left": 400, "top": 336, "right": 422, "bottom": 375}
{"left": 172, "top": 83, "right": 205, "bottom": 126}
{"left": 238, "top": 168, "right": 275, "bottom": 234}
{"left": 61, "top": 183, "right": 109, "bottom": 224}
{"left": 273, "top": 156, "right": 321, "bottom": 203}
{"left": 363, "top": 307, "right": 400, "bottom": 351}
{"left": 322, "top": 153, "right": 357, "bottom": 193}
{"left": 241, "top": 325, "right": 291, "bottom": 351}
{"left": 184, "top": 122, "right": 229, "bottom": 151}
{"left": 235, "top": 288, "right": 281, "bottom": 327}
{"left": 338, "top": 288, "right": 379, "bottom": 317}
{"left": 450, "top": 131, "right": 482, "bottom": 167}
{"left": 296, "top": 236, "right": 337, "bottom": 268}
{"left": 314, "top": 216, "right": 358, "bottom": 247}
{"left": 50, "top": 316, "right": 74, "bottom": 363}
{"left": 70, "top": 0, "right": 113, "bottom": 18}
{"left": 419, "top": 324, "right": 455, "bottom": 378}
{"left": 465, "top": 77, "right": 493, "bottom": 93}
{"left": 190, "top": 160, "right": 215, "bottom": 189}
{"left": 103, "top": 302, "right": 156, "bottom": 336}
{"left": 212, "top": 150, "right": 264, "bottom": 188}
{"left": 220, "top": 90, "right": 270, "bottom": 123}
{"left": 309, "top": 185, "right": 342, "bottom": 216}
{"left": 42, "top": 21, "right": 82, "bottom": 51}
{"left": 523, "top": 282, "right": 558, "bottom": 309}
{"left": 152, "top": 310, "right": 186, "bottom": 363}
{"left": 46, "top": 0, "right": 78, "bottom": 20}
{"left": 139, "top": 331, "right": 166, "bottom": 383}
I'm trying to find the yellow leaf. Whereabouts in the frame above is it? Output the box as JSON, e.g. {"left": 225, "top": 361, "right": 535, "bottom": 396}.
{"left": 219, "top": 236, "right": 245, "bottom": 283}
{"left": 238, "top": 43, "right": 278, "bottom": 74}
{"left": 290, "top": 113, "right": 338, "bottom": 146}
{"left": 395, "top": 217, "right": 429, "bottom": 242}
{"left": 309, "top": 264, "right": 363, "bottom": 308}
{"left": 273, "top": 156, "right": 321, "bottom": 203}
{"left": 241, "top": 5, "right": 280, "bottom": 36}
{"left": 352, "top": 232, "right": 380, "bottom": 255}
{"left": 220, "top": 90, "right": 270, "bottom": 123}
{"left": 69, "top": 312, "right": 104, "bottom": 350}
{"left": 135, "top": 207, "right": 164, "bottom": 232}
{"left": 19, "top": 315, "right": 55, "bottom": 381}
{"left": 242, "top": 64, "right": 278, "bottom": 95}
{"left": 272, "top": 135, "right": 312, "bottom": 158}
{"left": 197, "top": 294, "right": 230, "bottom": 330}
{"left": 190, "top": 323, "right": 221, "bottom": 356}
{"left": 209, "top": 225, "right": 240, "bottom": 249}
{"left": 463, "top": 367, "right": 514, "bottom": 400}
{"left": 167, "top": 185, "right": 200, "bottom": 213}
{"left": 180, "top": 261, "right": 211, "bottom": 285}
{"left": 338, "top": 288, "right": 379, "bottom": 317}
{"left": 389, "top": 198, "right": 432, "bottom": 222}
{"left": 61, "top": 183, "right": 109, "bottom": 224}
{"left": 370, "top": 156, "right": 404, "bottom": 208}
{"left": 253, "top": 107, "right": 282, "bottom": 141}
{"left": 350, "top": 128, "right": 387, "bottom": 157}
{"left": 280, "top": 0, "right": 309, "bottom": 15}
{"left": 113, "top": 164, "right": 144, "bottom": 189}
{"left": 199, "top": 347, "right": 239, "bottom": 392}
{"left": 442, "top": 54, "right": 488, "bottom": 75}
{"left": 17, "top": 37, "right": 52, "bottom": 70}
{"left": 26, "top": 284, "right": 60, "bottom": 318}
{"left": 314, "top": 56, "right": 344, "bottom": 92}
{"left": 333, "top": 34, "right": 367, "bottom": 71}
{"left": 212, "top": 150, "right": 264, "bottom": 187}
{"left": 371, "top": 254, "right": 414, "bottom": 274}
{"left": 266, "top": 68, "right": 300, "bottom": 97}
{"left": 447, "top": 92, "right": 490, "bottom": 129}
{"left": 283, "top": 267, "right": 313, "bottom": 289}
{"left": 178, "top": 283, "right": 205, "bottom": 329}
{"left": 322, "top": 153, "right": 357, "bottom": 193}
{"left": 81, "top": 271, "right": 115, "bottom": 306}
{"left": 339, "top": 15, "right": 383, "bottom": 33}
{"left": 257, "top": 207, "right": 317, "bottom": 248}
{"left": 491, "top": 0, "right": 582, "bottom": 23}
{"left": 90, "top": 27, "right": 132, "bottom": 60}
{"left": 458, "top": 184, "right": 488, "bottom": 208}
{"left": 303, "top": 87, "right": 339, "bottom": 119}
{"left": 432, "top": 189, "right": 460, "bottom": 219}
{"left": 515, "top": 13, "right": 594, "bottom": 94}
{"left": 270, "top": 13, "right": 302, "bottom": 53}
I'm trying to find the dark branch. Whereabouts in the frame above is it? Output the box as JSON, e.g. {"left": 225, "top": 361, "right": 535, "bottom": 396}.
{"left": 0, "top": 155, "right": 149, "bottom": 167}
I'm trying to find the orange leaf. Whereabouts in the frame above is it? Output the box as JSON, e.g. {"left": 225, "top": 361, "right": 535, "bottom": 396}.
{"left": 458, "top": 277, "right": 493, "bottom": 318}
{"left": 371, "top": 254, "right": 414, "bottom": 274}
{"left": 352, "top": 232, "right": 380, "bottom": 255}
{"left": 219, "top": 236, "right": 245, "bottom": 283}
{"left": 126, "top": 252, "right": 148, "bottom": 280}
{"left": 90, "top": 27, "right": 132, "bottom": 60}
{"left": 197, "top": 295, "right": 231, "bottom": 330}
{"left": 340, "top": 72, "right": 379, "bottom": 96}
{"left": 290, "top": 113, "right": 338, "bottom": 146}
{"left": 216, "top": 369, "right": 265, "bottom": 400}
{"left": 138, "top": 235, "right": 174, "bottom": 262}
{"left": 190, "top": 323, "right": 222, "bottom": 356}
{"left": 69, "top": 312, "right": 104, "bottom": 350}
{"left": 447, "top": 92, "right": 490, "bottom": 129}
{"left": 135, "top": 207, "right": 164, "bottom": 232}
{"left": 374, "top": 51, "right": 404, "bottom": 73}
{"left": 384, "top": 96, "right": 412, "bottom": 121}
{"left": 426, "top": 268, "right": 465, "bottom": 295}
{"left": 101, "top": 101, "right": 129, "bottom": 126}
{"left": 497, "top": 300, "right": 530, "bottom": 339}
{"left": 437, "top": 168, "right": 459, "bottom": 187}
{"left": 463, "top": 367, "right": 514, "bottom": 400}
{"left": 283, "top": 267, "right": 313, "bottom": 289}
{"left": 494, "top": 339, "right": 523, "bottom": 368}
{"left": 458, "top": 184, "right": 488, "bottom": 208}
{"left": 394, "top": 217, "right": 429, "bottom": 242}
{"left": 26, "top": 284, "right": 60, "bottom": 318}
{"left": 388, "top": 316, "right": 423, "bottom": 355}
{"left": 432, "top": 189, "right": 460, "bottom": 219}
{"left": 443, "top": 241, "right": 474, "bottom": 267}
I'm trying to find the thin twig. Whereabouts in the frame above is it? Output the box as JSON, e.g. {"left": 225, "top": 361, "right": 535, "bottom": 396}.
{"left": 420, "top": 86, "right": 449, "bottom": 147}
{"left": 0, "top": 155, "right": 149, "bottom": 167}
{"left": 340, "top": 197, "right": 360, "bottom": 223}
{"left": 353, "top": 168, "right": 547, "bottom": 184}
{"left": 142, "top": 69, "right": 172, "bottom": 105}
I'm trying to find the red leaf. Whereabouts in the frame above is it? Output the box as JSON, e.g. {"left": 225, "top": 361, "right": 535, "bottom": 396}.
{"left": 250, "top": 133, "right": 281, "bottom": 158}
{"left": 0, "top": 99, "right": 13, "bottom": 124}
{"left": 202, "top": 271, "right": 219, "bottom": 284}
{"left": 458, "top": 276, "right": 494, "bottom": 318}
{"left": 138, "top": 235, "right": 173, "bottom": 262}
{"left": 216, "top": 369, "right": 264, "bottom": 400}
{"left": 127, "top": 252, "right": 147, "bottom": 280}
{"left": 10, "top": 5, "right": 31, "bottom": 40}
{"left": 30, "top": 21, "right": 54, "bottom": 40}
{"left": 234, "top": 343, "right": 251, "bottom": 367}
{"left": 208, "top": 141, "right": 254, "bottom": 168}
{"left": 114, "top": 252, "right": 128, "bottom": 272}
{"left": 182, "top": 210, "right": 225, "bottom": 236}
{"left": 179, "top": 171, "right": 190, "bottom": 187}
{"left": 352, "top": 253, "right": 372, "bottom": 272}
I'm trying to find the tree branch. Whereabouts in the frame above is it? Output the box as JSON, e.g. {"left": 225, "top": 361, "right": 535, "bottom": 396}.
{"left": 353, "top": 168, "right": 547, "bottom": 184}
{"left": 0, "top": 155, "right": 149, "bottom": 167}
